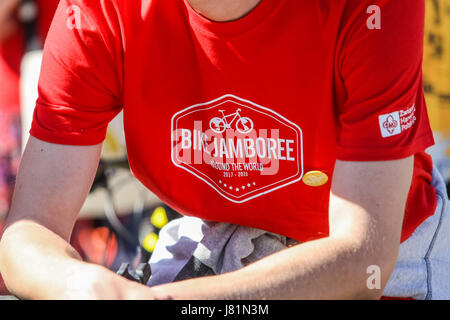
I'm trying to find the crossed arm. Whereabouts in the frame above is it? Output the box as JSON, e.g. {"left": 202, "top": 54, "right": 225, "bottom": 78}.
{"left": 0, "top": 0, "right": 21, "bottom": 43}
{"left": 0, "top": 136, "right": 413, "bottom": 299}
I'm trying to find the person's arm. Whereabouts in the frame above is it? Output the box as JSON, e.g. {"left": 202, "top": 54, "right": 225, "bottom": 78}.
{"left": 145, "top": 157, "right": 413, "bottom": 300}
{"left": 0, "top": 1, "right": 143, "bottom": 300}
{"left": 0, "top": 138, "right": 412, "bottom": 300}
{"left": 0, "top": 137, "right": 147, "bottom": 299}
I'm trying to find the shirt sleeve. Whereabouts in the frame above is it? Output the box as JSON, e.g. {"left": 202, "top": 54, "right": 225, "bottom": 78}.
{"left": 30, "top": 0, "right": 123, "bottom": 146}
{"left": 335, "top": 0, "right": 435, "bottom": 161}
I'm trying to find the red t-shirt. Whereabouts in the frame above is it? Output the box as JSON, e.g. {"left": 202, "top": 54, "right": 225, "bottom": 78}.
{"left": 31, "top": 0, "right": 436, "bottom": 243}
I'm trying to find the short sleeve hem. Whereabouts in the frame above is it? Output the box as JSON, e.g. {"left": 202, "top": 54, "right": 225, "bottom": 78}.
{"left": 30, "top": 103, "right": 108, "bottom": 146}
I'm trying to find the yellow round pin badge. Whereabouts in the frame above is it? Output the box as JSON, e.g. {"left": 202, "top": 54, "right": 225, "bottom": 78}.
{"left": 302, "top": 171, "right": 328, "bottom": 187}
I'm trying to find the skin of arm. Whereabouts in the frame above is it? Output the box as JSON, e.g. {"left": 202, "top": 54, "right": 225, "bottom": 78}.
{"left": 0, "top": 137, "right": 146, "bottom": 299}
{"left": 0, "top": 137, "right": 413, "bottom": 300}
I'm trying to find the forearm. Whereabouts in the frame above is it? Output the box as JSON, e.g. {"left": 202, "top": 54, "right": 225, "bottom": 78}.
{"left": 0, "top": 139, "right": 149, "bottom": 299}
{"left": 151, "top": 235, "right": 393, "bottom": 300}
{"left": 0, "top": 220, "right": 137, "bottom": 299}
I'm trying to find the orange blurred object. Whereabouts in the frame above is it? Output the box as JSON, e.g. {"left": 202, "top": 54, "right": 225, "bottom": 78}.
{"left": 77, "top": 226, "right": 118, "bottom": 267}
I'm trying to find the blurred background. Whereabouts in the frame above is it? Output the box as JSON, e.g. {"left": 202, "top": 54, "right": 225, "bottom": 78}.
{"left": 0, "top": 0, "right": 182, "bottom": 294}
{"left": 424, "top": 0, "right": 450, "bottom": 190}
{"left": 0, "top": 0, "right": 449, "bottom": 295}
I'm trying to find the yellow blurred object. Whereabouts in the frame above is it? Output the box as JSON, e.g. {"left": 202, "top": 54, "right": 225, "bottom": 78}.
{"left": 142, "top": 232, "right": 159, "bottom": 253}
{"left": 100, "top": 112, "right": 127, "bottom": 160}
{"left": 423, "top": 0, "right": 450, "bottom": 135}
{"left": 102, "top": 129, "right": 126, "bottom": 160}
{"left": 151, "top": 206, "right": 169, "bottom": 229}
{"left": 103, "top": 130, "right": 122, "bottom": 156}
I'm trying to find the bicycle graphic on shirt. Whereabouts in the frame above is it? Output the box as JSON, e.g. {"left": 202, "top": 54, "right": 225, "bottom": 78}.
{"left": 209, "top": 109, "right": 254, "bottom": 134}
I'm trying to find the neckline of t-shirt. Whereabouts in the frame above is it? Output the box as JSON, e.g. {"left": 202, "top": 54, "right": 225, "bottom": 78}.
{"left": 183, "top": 0, "right": 285, "bottom": 39}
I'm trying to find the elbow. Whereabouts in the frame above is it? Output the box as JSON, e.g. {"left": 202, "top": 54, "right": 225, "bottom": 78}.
{"left": 0, "top": 222, "right": 35, "bottom": 294}
{"left": 0, "top": 223, "right": 25, "bottom": 292}
{"left": 365, "top": 253, "right": 399, "bottom": 300}
{"left": 0, "top": 228, "right": 15, "bottom": 292}
{"left": 0, "top": 227, "right": 11, "bottom": 271}
{"left": 344, "top": 235, "right": 400, "bottom": 300}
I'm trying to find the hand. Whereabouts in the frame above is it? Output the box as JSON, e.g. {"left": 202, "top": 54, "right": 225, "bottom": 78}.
{"left": 0, "top": 0, "right": 21, "bottom": 42}
{"left": 120, "top": 281, "right": 171, "bottom": 300}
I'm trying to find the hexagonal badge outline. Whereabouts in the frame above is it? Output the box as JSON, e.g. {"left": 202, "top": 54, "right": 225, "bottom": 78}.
{"left": 171, "top": 94, "right": 304, "bottom": 203}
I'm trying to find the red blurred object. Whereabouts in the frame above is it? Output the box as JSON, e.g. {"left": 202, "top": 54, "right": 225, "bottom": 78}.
{"left": 0, "top": 0, "right": 74, "bottom": 297}
{"left": 0, "top": 273, "right": 9, "bottom": 295}
{"left": 71, "top": 220, "right": 118, "bottom": 268}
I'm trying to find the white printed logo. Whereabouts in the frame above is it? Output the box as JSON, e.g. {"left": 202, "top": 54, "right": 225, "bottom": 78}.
{"left": 378, "top": 104, "right": 417, "bottom": 138}
{"left": 209, "top": 109, "right": 254, "bottom": 134}
{"left": 379, "top": 112, "right": 401, "bottom": 137}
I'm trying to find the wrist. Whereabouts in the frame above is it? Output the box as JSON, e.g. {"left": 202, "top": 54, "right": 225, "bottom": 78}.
{"left": 121, "top": 281, "right": 169, "bottom": 300}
